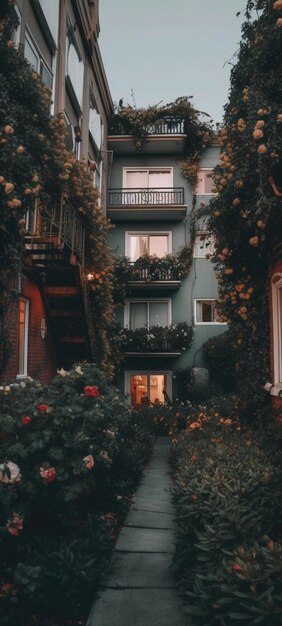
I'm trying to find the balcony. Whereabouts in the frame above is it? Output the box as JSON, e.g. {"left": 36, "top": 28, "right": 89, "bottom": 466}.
{"left": 107, "top": 188, "right": 187, "bottom": 221}
{"left": 117, "top": 323, "right": 193, "bottom": 357}
{"left": 108, "top": 115, "right": 187, "bottom": 155}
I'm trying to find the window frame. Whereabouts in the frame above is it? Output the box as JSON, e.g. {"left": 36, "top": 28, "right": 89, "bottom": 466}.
{"left": 124, "top": 298, "right": 172, "bottom": 329}
{"left": 125, "top": 231, "right": 172, "bottom": 260}
{"left": 272, "top": 273, "right": 282, "bottom": 389}
{"left": 194, "top": 298, "right": 226, "bottom": 325}
{"left": 17, "top": 297, "right": 29, "bottom": 378}
{"left": 196, "top": 168, "right": 216, "bottom": 195}
{"left": 125, "top": 370, "right": 172, "bottom": 406}
{"left": 122, "top": 167, "right": 173, "bottom": 189}
{"left": 24, "top": 29, "right": 53, "bottom": 89}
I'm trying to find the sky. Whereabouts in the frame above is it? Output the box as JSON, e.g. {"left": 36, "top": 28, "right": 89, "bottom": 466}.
{"left": 99, "top": 0, "right": 248, "bottom": 127}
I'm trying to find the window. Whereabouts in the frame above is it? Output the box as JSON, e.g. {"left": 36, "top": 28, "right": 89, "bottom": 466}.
{"left": 123, "top": 168, "right": 173, "bottom": 204}
{"left": 24, "top": 31, "right": 53, "bottom": 89}
{"left": 66, "top": 19, "right": 84, "bottom": 109}
{"left": 18, "top": 298, "right": 29, "bottom": 377}
{"left": 126, "top": 232, "right": 171, "bottom": 261}
{"left": 194, "top": 233, "right": 216, "bottom": 258}
{"left": 196, "top": 169, "right": 215, "bottom": 195}
{"left": 195, "top": 299, "right": 224, "bottom": 324}
{"left": 127, "top": 373, "right": 171, "bottom": 408}
{"left": 89, "top": 87, "right": 103, "bottom": 150}
{"left": 272, "top": 274, "right": 282, "bottom": 387}
{"left": 11, "top": 5, "right": 21, "bottom": 46}
{"left": 125, "top": 299, "right": 171, "bottom": 329}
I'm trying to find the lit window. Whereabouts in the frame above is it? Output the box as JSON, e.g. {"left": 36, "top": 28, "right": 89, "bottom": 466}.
{"left": 272, "top": 274, "right": 282, "bottom": 387}
{"left": 18, "top": 298, "right": 29, "bottom": 377}
{"left": 196, "top": 169, "right": 215, "bottom": 195}
{"left": 24, "top": 32, "right": 53, "bottom": 89}
{"left": 194, "top": 233, "right": 216, "bottom": 258}
{"left": 126, "top": 300, "right": 170, "bottom": 330}
{"left": 123, "top": 168, "right": 173, "bottom": 204}
{"left": 126, "top": 233, "right": 170, "bottom": 261}
{"left": 195, "top": 299, "right": 224, "bottom": 324}
{"left": 128, "top": 373, "right": 170, "bottom": 408}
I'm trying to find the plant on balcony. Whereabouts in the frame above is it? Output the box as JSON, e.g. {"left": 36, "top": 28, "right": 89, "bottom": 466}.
{"left": 113, "top": 246, "right": 193, "bottom": 304}
{"left": 117, "top": 322, "right": 193, "bottom": 353}
{"left": 0, "top": 2, "right": 114, "bottom": 374}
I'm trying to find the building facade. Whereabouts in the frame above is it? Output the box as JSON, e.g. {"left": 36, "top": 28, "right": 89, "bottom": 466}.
{"left": 107, "top": 116, "right": 227, "bottom": 406}
{"left": 0, "top": 0, "right": 113, "bottom": 384}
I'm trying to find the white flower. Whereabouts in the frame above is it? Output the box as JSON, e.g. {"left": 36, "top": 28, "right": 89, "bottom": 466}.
{"left": 74, "top": 366, "right": 83, "bottom": 375}
{"left": 100, "top": 450, "right": 112, "bottom": 464}
{"left": 0, "top": 461, "right": 21, "bottom": 484}
{"left": 57, "top": 367, "right": 69, "bottom": 377}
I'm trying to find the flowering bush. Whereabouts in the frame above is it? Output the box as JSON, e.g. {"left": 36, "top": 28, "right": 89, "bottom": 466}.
{"left": 117, "top": 322, "right": 193, "bottom": 353}
{"left": 171, "top": 405, "right": 282, "bottom": 625}
{"left": 0, "top": 363, "right": 154, "bottom": 625}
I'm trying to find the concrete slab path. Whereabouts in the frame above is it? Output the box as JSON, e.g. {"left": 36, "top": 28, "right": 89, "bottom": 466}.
{"left": 86, "top": 437, "right": 187, "bottom": 626}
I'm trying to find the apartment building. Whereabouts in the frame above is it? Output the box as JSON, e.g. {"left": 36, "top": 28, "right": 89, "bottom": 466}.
{"left": 1, "top": 0, "right": 113, "bottom": 383}
{"left": 107, "top": 113, "right": 227, "bottom": 406}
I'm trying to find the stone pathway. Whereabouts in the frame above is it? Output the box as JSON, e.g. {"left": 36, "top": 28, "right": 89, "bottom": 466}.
{"left": 86, "top": 437, "right": 186, "bottom": 626}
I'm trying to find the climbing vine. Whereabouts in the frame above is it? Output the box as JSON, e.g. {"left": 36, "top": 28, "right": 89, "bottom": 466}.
{"left": 209, "top": 0, "right": 282, "bottom": 420}
{"left": 0, "top": 1, "right": 114, "bottom": 374}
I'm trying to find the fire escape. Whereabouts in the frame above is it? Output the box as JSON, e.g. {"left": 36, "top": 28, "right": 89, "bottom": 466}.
{"left": 24, "top": 194, "right": 94, "bottom": 368}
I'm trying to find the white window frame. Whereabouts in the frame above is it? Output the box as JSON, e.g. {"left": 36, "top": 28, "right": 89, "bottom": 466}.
{"left": 17, "top": 297, "right": 29, "bottom": 378}
{"left": 272, "top": 273, "right": 282, "bottom": 389}
{"left": 194, "top": 299, "right": 226, "bottom": 325}
{"left": 193, "top": 232, "right": 216, "bottom": 258}
{"left": 122, "top": 167, "right": 173, "bottom": 188}
{"left": 124, "top": 298, "right": 172, "bottom": 329}
{"left": 196, "top": 168, "right": 216, "bottom": 195}
{"left": 24, "top": 29, "right": 53, "bottom": 89}
{"left": 125, "top": 370, "right": 172, "bottom": 403}
{"left": 12, "top": 4, "right": 22, "bottom": 46}
{"left": 125, "top": 231, "right": 172, "bottom": 259}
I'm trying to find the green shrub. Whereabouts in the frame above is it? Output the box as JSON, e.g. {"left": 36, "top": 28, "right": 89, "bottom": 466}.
{"left": 0, "top": 364, "right": 154, "bottom": 625}
{"left": 172, "top": 411, "right": 282, "bottom": 625}
{"left": 204, "top": 330, "right": 238, "bottom": 392}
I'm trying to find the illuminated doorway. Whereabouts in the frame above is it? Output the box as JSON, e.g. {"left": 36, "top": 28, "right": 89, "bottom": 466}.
{"left": 128, "top": 373, "right": 169, "bottom": 408}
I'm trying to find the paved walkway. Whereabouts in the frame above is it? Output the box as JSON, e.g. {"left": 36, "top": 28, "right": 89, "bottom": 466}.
{"left": 86, "top": 437, "right": 186, "bottom": 626}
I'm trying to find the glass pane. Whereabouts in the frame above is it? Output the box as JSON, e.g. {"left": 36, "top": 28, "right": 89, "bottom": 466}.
{"left": 201, "top": 301, "right": 213, "bottom": 322}
{"left": 40, "top": 62, "right": 53, "bottom": 89}
{"left": 149, "top": 302, "right": 168, "bottom": 327}
{"left": 149, "top": 375, "right": 167, "bottom": 405}
{"left": 125, "top": 171, "right": 148, "bottom": 189}
{"left": 25, "top": 37, "right": 38, "bottom": 70}
{"left": 129, "top": 236, "right": 149, "bottom": 261}
{"left": 203, "top": 171, "right": 214, "bottom": 193}
{"left": 149, "top": 236, "right": 168, "bottom": 257}
{"left": 130, "top": 375, "right": 148, "bottom": 408}
{"left": 67, "top": 42, "right": 84, "bottom": 106}
{"left": 148, "top": 170, "right": 171, "bottom": 187}
{"left": 129, "top": 303, "right": 147, "bottom": 329}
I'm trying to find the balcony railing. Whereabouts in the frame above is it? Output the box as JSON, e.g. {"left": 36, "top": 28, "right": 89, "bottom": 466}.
{"left": 109, "top": 115, "right": 185, "bottom": 136}
{"left": 118, "top": 323, "right": 193, "bottom": 354}
{"left": 24, "top": 195, "right": 85, "bottom": 266}
{"left": 108, "top": 188, "right": 184, "bottom": 207}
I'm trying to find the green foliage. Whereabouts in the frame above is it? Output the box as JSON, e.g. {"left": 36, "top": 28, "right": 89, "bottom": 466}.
{"left": 204, "top": 330, "right": 238, "bottom": 391}
{"left": 0, "top": 364, "right": 154, "bottom": 624}
{"left": 208, "top": 0, "right": 282, "bottom": 417}
{"left": 116, "top": 322, "right": 193, "bottom": 353}
{"left": 172, "top": 407, "right": 282, "bottom": 625}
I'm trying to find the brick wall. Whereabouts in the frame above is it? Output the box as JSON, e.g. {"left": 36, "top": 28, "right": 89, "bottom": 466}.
{"left": 1, "top": 274, "right": 58, "bottom": 385}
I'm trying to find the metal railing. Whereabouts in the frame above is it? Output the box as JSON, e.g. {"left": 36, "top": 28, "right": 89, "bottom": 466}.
{"left": 129, "top": 263, "right": 182, "bottom": 282}
{"left": 108, "top": 187, "right": 184, "bottom": 207}
{"left": 109, "top": 116, "right": 185, "bottom": 136}
{"left": 24, "top": 195, "right": 85, "bottom": 266}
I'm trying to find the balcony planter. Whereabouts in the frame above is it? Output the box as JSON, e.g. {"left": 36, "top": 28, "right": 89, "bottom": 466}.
{"left": 118, "top": 323, "right": 193, "bottom": 353}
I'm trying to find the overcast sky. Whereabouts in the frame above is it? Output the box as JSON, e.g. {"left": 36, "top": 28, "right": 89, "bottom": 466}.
{"left": 99, "top": 0, "right": 247, "bottom": 126}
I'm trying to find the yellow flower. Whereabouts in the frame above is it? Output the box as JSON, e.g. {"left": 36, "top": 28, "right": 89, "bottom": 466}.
{"left": 255, "top": 120, "right": 265, "bottom": 129}
{"left": 258, "top": 144, "right": 267, "bottom": 154}
{"left": 253, "top": 128, "right": 264, "bottom": 140}
{"left": 273, "top": 0, "right": 282, "bottom": 9}
{"left": 16, "top": 145, "right": 25, "bottom": 154}
{"left": 277, "top": 113, "right": 282, "bottom": 123}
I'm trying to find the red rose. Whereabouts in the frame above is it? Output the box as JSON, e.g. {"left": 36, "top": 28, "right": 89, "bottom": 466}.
{"left": 40, "top": 466, "right": 56, "bottom": 482}
{"left": 21, "top": 416, "right": 31, "bottom": 425}
{"left": 38, "top": 404, "right": 48, "bottom": 412}
{"left": 84, "top": 386, "right": 100, "bottom": 397}
{"left": 232, "top": 563, "right": 241, "bottom": 572}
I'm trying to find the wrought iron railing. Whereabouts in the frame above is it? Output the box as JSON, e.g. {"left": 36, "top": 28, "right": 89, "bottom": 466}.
{"left": 109, "top": 116, "right": 185, "bottom": 136}
{"left": 108, "top": 188, "right": 184, "bottom": 207}
{"left": 129, "top": 262, "right": 182, "bottom": 282}
{"left": 118, "top": 323, "right": 193, "bottom": 353}
{"left": 24, "top": 195, "right": 85, "bottom": 266}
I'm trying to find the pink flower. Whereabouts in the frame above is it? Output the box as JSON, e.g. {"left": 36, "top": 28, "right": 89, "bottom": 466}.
{"left": 83, "top": 454, "right": 95, "bottom": 469}
{"left": 40, "top": 466, "right": 56, "bottom": 482}
{"left": 232, "top": 563, "right": 241, "bottom": 572}
{"left": 6, "top": 512, "right": 24, "bottom": 537}
{"left": 0, "top": 461, "right": 21, "bottom": 484}
{"left": 39, "top": 403, "right": 48, "bottom": 412}
{"left": 21, "top": 416, "right": 31, "bottom": 425}
{"left": 84, "top": 386, "right": 100, "bottom": 397}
